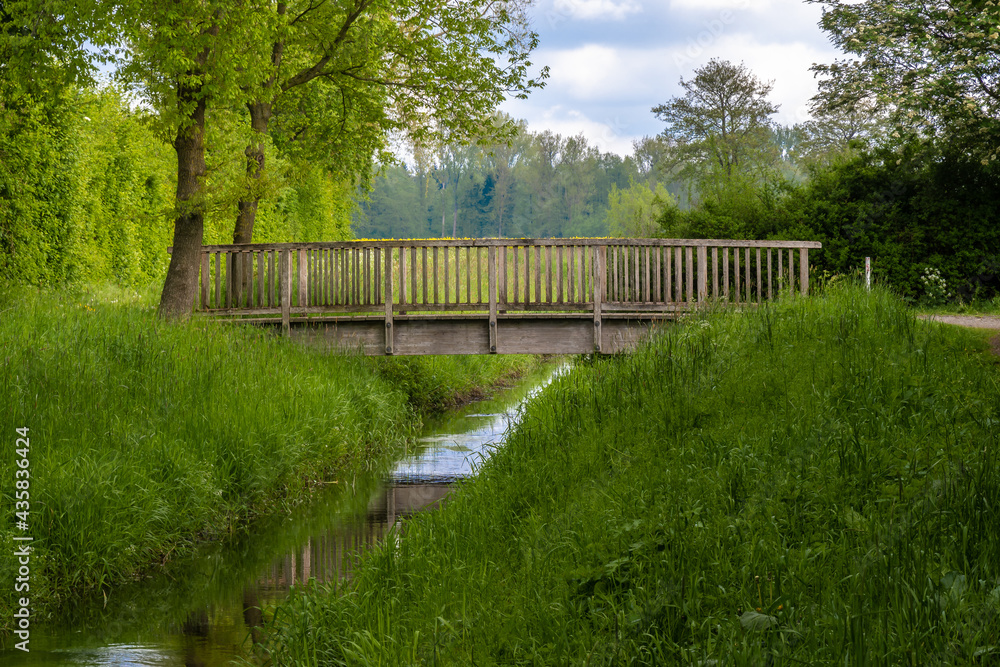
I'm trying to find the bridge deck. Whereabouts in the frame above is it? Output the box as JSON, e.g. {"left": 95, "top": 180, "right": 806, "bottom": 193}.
{"left": 186, "top": 238, "right": 822, "bottom": 355}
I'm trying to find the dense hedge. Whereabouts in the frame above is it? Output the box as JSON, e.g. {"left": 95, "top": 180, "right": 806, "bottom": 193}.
{"left": 780, "top": 145, "right": 1000, "bottom": 301}
{"left": 0, "top": 86, "right": 354, "bottom": 289}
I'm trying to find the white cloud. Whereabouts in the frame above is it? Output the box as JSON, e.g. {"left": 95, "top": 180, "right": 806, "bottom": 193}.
{"left": 670, "top": 0, "right": 766, "bottom": 11}
{"left": 539, "top": 44, "right": 670, "bottom": 103}
{"left": 552, "top": 0, "right": 642, "bottom": 21}
{"left": 503, "top": 101, "right": 640, "bottom": 155}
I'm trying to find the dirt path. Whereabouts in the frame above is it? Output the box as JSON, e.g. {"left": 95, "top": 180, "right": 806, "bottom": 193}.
{"left": 918, "top": 314, "right": 1000, "bottom": 330}
{"left": 918, "top": 314, "right": 1000, "bottom": 356}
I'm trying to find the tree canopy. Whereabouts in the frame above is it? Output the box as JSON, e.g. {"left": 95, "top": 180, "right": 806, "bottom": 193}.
{"left": 809, "top": 0, "right": 1000, "bottom": 161}
{"left": 2, "top": 0, "right": 547, "bottom": 317}
{"left": 652, "top": 59, "right": 779, "bottom": 180}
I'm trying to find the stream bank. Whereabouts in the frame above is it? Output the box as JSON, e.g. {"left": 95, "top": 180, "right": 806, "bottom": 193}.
{"left": 264, "top": 286, "right": 1000, "bottom": 665}
{"left": 0, "top": 350, "right": 561, "bottom": 664}
{"left": 0, "top": 286, "right": 538, "bottom": 636}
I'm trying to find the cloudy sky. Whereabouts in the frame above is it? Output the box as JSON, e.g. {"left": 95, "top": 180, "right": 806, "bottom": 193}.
{"left": 499, "top": 0, "right": 846, "bottom": 156}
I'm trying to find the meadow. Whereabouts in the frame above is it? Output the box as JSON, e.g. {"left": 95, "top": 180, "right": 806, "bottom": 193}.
{"left": 0, "top": 285, "right": 534, "bottom": 627}
{"left": 264, "top": 284, "right": 1000, "bottom": 665}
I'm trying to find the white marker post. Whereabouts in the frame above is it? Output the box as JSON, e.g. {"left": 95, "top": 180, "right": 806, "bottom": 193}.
{"left": 865, "top": 257, "right": 871, "bottom": 291}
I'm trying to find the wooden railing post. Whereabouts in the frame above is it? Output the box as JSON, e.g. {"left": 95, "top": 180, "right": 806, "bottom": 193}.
{"left": 594, "top": 246, "right": 606, "bottom": 353}
{"left": 800, "top": 248, "right": 809, "bottom": 296}
{"left": 788, "top": 248, "right": 795, "bottom": 296}
{"left": 486, "top": 246, "right": 497, "bottom": 354}
{"left": 488, "top": 246, "right": 497, "bottom": 353}
{"left": 280, "top": 249, "right": 291, "bottom": 336}
{"left": 697, "top": 246, "right": 707, "bottom": 302}
{"left": 199, "top": 251, "right": 209, "bottom": 311}
{"left": 384, "top": 247, "right": 394, "bottom": 355}
{"left": 297, "top": 248, "right": 308, "bottom": 308}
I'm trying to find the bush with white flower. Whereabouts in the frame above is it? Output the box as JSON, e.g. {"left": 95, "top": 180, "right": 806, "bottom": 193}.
{"left": 919, "top": 267, "right": 953, "bottom": 305}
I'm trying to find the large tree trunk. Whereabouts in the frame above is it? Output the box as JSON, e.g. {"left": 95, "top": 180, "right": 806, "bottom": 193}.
{"left": 158, "top": 93, "right": 208, "bottom": 320}
{"left": 233, "top": 102, "right": 270, "bottom": 244}
{"left": 230, "top": 100, "right": 272, "bottom": 303}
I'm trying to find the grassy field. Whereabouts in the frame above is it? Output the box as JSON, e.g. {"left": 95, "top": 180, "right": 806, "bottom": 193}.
{"left": 264, "top": 284, "right": 1000, "bottom": 665}
{"left": 0, "top": 285, "right": 536, "bottom": 627}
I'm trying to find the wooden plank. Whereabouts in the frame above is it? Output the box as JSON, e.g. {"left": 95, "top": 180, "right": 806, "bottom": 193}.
{"left": 195, "top": 238, "right": 824, "bottom": 252}
{"left": 268, "top": 251, "right": 275, "bottom": 308}
{"left": 568, "top": 245, "right": 576, "bottom": 303}
{"left": 398, "top": 246, "right": 406, "bottom": 313}
{"left": 477, "top": 247, "right": 482, "bottom": 304}
{"left": 513, "top": 244, "right": 520, "bottom": 304}
{"left": 712, "top": 247, "right": 718, "bottom": 300}
{"left": 534, "top": 246, "right": 541, "bottom": 305}
{"left": 686, "top": 246, "right": 694, "bottom": 303}
{"left": 466, "top": 246, "right": 471, "bottom": 306}
{"left": 756, "top": 248, "right": 762, "bottom": 303}
{"left": 335, "top": 249, "right": 342, "bottom": 305}
{"left": 433, "top": 246, "right": 439, "bottom": 305}
{"left": 577, "top": 246, "right": 585, "bottom": 304}
{"left": 723, "top": 248, "right": 729, "bottom": 301}
{"left": 444, "top": 243, "right": 450, "bottom": 305}
{"left": 655, "top": 246, "right": 662, "bottom": 302}
{"left": 524, "top": 247, "right": 537, "bottom": 305}
{"left": 407, "top": 247, "right": 414, "bottom": 306}
{"left": 633, "top": 246, "right": 640, "bottom": 302}
{"left": 745, "top": 248, "right": 751, "bottom": 303}
{"left": 331, "top": 249, "right": 338, "bottom": 305}
{"left": 280, "top": 249, "right": 291, "bottom": 336}
{"left": 200, "top": 252, "right": 209, "bottom": 310}
{"left": 665, "top": 246, "right": 672, "bottom": 303}
{"left": 488, "top": 246, "right": 498, "bottom": 353}
{"left": 384, "top": 247, "right": 393, "bottom": 354}
{"left": 364, "top": 248, "right": 371, "bottom": 305}
{"left": 767, "top": 248, "right": 772, "bottom": 301}
{"left": 257, "top": 251, "right": 265, "bottom": 307}
{"left": 778, "top": 249, "right": 784, "bottom": 295}
{"left": 305, "top": 249, "right": 312, "bottom": 307}
{"left": 675, "top": 247, "right": 683, "bottom": 302}
{"left": 734, "top": 247, "right": 740, "bottom": 304}
{"left": 800, "top": 248, "right": 809, "bottom": 296}
{"left": 612, "top": 246, "right": 619, "bottom": 302}
{"left": 372, "top": 249, "right": 380, "bottom": 305}
{"left": 297, "top": 249, "right": 307, "bottom": 308}
{"left": 499, "top": 245, "right": 507, "bottom": 306}
{"left": 225, "top": 252, "right": 232, "bottom": 309}
{"left": 338, "top": 248, "right": 344, "bottom": 305}
{"left": 317, "top": 249, "right": 323, "bottom": 306}
{"left": 557, "top": 245, "right": 564, "bottom": 304}
{"left": 214, "top": 252, "right": 221, "bottom": 309}
{"left": 697, "top": 246, "right": 707, "bottom": 302}
{"left": 458, "top": 247, "right": 463, "bottom": 305}
{"left": 788, "top": 247, "right": 795, "bottom": 295}
{"left": 594, "top": 245, "right": 605, "bottom": 352}
{"left": 422, "top": 246, "right": 428, "bottom": 305}
{"left": 546, "top": 245, "right": 553, "bottom": 304}
{"left": 643, "top": 246, "right": 650, "bottom": 303}
{"left": 316, "top": 249, "right": 322, "bottom": 306}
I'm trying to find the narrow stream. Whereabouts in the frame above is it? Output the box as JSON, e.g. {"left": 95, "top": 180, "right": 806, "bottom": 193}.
{"left": 1, "top": 363, "right": 563, "bottom": 666}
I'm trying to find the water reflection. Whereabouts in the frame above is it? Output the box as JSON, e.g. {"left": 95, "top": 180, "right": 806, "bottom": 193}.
{"left": 1, "top": 364, "right": 563, "bottom": 666}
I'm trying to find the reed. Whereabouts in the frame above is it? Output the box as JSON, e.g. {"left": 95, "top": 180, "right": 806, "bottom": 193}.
{"left": 0, "top": 284, "right": 535, "bottom": 627}
{"left": 264, "top": 283, "right": 1000, "bottom": 665}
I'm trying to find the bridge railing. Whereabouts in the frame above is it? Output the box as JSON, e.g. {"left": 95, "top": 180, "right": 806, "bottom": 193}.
{"left": 185, "top": 238, "right": 822, "bottom": 324}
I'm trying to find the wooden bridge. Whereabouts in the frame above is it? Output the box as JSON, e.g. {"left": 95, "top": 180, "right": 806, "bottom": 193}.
{"left": 186, "top": 238, "right": 821, "bottom": 355}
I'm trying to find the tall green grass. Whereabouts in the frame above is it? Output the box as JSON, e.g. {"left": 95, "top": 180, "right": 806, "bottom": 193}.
{"left": 265, "top": 284, "right": 1000, "bottom": 665}
{"left": 0, "top": 285, "right": 535, "bottom": 626}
